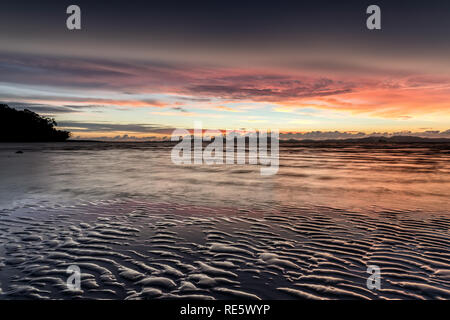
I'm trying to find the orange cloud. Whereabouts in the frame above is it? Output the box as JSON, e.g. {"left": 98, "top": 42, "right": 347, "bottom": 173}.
{"left": 271, "top": 77, "right": 450, "bottom": 119}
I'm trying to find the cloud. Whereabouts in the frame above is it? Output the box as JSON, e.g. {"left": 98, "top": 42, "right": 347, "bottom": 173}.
{"left": 1, "top": 51, "right": 450, "bottom": 122}
{"left": 171, "top": 106, "right": 188, "bottom": 112}
{"left": 186, "top": 77, "right": 354, "bottom": 102}
{"left": 2, "top": 102, "right": 83, "bottom": 114}
{"left": 0, "top": 52, "right": 196, "bottom": 93}
{"left": 1, "top": 96, "right": 167, "bottom": 109}
{"left": 58, "top": 121, "right": 175, "bottom": 134}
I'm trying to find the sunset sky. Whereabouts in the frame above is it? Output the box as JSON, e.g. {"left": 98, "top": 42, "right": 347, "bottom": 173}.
{"left": 1, "top": 0, "right": 449, "bottom": 139}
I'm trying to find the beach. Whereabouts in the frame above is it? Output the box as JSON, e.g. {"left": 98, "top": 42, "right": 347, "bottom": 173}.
{"left": 0, "top": 142, "right": 449, "bottom": 299}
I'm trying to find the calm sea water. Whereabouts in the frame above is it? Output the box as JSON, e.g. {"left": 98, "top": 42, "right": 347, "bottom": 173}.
{"left": 0, "top": 142, "right": 449, "bottom": 214}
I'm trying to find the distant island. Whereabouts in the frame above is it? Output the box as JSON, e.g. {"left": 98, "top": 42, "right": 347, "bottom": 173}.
{"left": 0, "top": 104, "right": 70, "bottom": 142}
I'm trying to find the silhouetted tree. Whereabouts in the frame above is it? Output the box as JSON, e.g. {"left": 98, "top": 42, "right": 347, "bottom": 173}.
{"left": 0, "top": 104, "right": 71, "bottom": 142}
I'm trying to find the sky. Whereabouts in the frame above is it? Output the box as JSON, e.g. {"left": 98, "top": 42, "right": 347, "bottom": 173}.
{"left": 0, "top": 0, "right": 449, "bottom": 140}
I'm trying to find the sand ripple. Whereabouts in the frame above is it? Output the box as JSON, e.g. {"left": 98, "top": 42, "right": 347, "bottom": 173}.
{"left": 0, "top": 200, "right": 449, "bottom": 299}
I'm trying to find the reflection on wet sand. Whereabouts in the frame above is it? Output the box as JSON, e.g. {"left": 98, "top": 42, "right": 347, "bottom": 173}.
{"left": 0, "top": 142, "right": 449, "bottom": 299}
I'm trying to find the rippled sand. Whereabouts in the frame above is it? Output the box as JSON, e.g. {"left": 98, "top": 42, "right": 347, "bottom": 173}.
{"left": 1, "top": 199, "right": 449, "bottom": 300}
{"left": 0, "top": 142, "right": 449, "bottom": 299}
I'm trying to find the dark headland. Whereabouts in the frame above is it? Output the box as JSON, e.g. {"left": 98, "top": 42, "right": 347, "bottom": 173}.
{"left": 0, "top": 104, "right": 70, "bottom": 142}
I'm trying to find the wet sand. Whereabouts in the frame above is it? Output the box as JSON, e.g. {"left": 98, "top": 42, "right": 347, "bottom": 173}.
{"left": 1, "top": 200, "right": 449, "bottom": 299}
{"left": 0, "top": 142, "right": 449, "bottom": 299}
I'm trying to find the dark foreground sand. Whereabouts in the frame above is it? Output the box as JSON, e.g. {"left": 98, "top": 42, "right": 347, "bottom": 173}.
{"left": 1, "top": 199, "right": 449, "bottom": 300}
